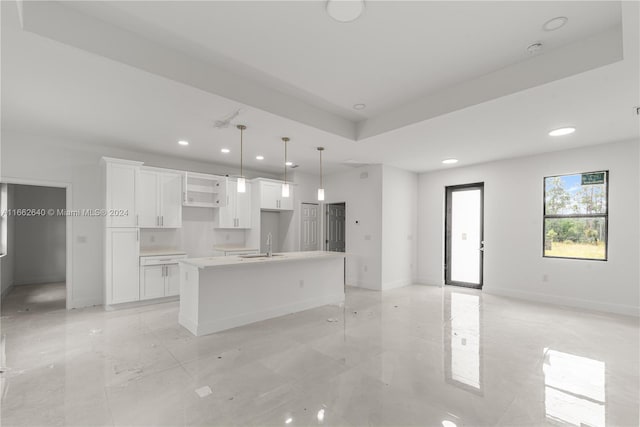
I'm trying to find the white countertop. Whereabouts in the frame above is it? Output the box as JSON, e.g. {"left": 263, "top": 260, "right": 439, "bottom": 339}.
{"left": 180, "top": 251, "right": 345, "bottom": 269}
{"left": 140, "top": 248, "right": 187, "bottom": 257}
{"left": 212, "top": 246, "right": 259, "bottom": 251}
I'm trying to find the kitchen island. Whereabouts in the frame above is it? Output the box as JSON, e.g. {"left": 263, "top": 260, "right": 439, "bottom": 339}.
{"left": 178, "top": 251, "right": 346, "bottom": 336}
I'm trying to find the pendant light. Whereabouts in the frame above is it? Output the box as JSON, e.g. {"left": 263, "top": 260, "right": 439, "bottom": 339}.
{"left": 282, "top": 137, "right": 290, "bottom": 198}
{"left": 236, "top": 124, "right": 246, "bottom": 193}
{"left": 317, "top": 147, "right": 325, "bottom": 201}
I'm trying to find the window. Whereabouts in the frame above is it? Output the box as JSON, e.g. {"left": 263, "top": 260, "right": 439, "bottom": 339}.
{"left": 543, "top": 171, "right": 608, "bottom": 260}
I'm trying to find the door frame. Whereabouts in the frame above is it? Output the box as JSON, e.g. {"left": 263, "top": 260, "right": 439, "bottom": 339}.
{"left": 444, "top": 182, "right": 484, "bottom": 289}
{"left": 0, "top": 176, "right": 73, "bottom": 309}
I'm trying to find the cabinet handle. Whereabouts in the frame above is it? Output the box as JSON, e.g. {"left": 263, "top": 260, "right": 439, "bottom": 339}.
{"left": 161, "top": 216, "right": 164, "bottom": 226}
{"left": 136, "top": 214, "right": 139, "bottom": 226}
{"left": 136, "top": 230, "right": 139, "bottom": 241}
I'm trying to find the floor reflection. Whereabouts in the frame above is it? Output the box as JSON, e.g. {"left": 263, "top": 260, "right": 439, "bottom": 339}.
{"left": 544, "top": 349, "right": 605, "bottom": 427}
{"left": 445, "top": 291, "right": 482, "bottom": 393}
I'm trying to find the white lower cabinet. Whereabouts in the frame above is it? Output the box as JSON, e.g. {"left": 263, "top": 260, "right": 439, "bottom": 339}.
{"left": 139, "top": 255, "right": 186, "bottom": 300}
{"left": 140, "top": 265, "right": 165, "bottom": 300}
{"left": 105, "top": 228, "right": 140, "bottom": 305}
{"left": 166, "top": 264, "right": 180, "bottom": 296}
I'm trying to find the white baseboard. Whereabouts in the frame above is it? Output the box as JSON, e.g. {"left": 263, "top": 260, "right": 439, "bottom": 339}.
{"left": 0, "top": 283, "right": 15, "bottom": 299}
{"left": 14, "top": 276, "right": 66, "bottom": 286}
{"left": 69, "top": 296, "right": 103, "bottom": 310}
{"left": 414, "top": 278, "right": 443, "bottom": 287}
{"left": 185, "top": 293, "right": 345, "bottom": 336}
{"left": 484, "top": 286, "right": 640, "bottom": 317}
{"left": 381, "top": 279, "right": 412, "bottom": 291}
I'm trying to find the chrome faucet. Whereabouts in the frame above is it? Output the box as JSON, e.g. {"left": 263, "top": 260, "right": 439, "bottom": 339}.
{"left": 266, "top": 233, "right": 273, "bottom": 257}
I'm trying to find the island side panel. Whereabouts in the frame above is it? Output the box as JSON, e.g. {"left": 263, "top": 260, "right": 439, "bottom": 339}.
{"left": 193, "top": 257, "right": 345, "bottom": 336}
{"left": 178, "top": 263, "right": 201, "bottom": 335}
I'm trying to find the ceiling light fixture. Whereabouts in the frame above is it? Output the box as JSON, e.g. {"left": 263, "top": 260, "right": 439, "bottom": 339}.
{"left": 282, "top": 137, "right": 290, "bottom": 198}
{"left": 543, "top": 16, "right": 568, "bottom": 32}
{"left": 442, "top": 158, "right": 458, "bottom": 165}
{"left": 256, "top": 155, "right": 264, "bottom": 160}
{"left": 221, "top": 148, "right": 230, "bottom": 153}
{"left": 548, "top": 127, "right": 576, "bottom": 136}
{"left": 236, "top": 125, "right": 246, "bottom": 193}
{"left": 178, "top": 140, "right": 189, "bottom": 146}
{"left": 285, "top": 161, "right": 293, "bottom": 166}
{"left": 353, "top": 103, "right": 366, "bottom": 110}
{"left": 527, "top": 42, "right": 543, "bottom": 55}
{"left": 317, "top": 147, "right": 325, "bottom": 201}
{"left": 327, "top": 0, "right": 365, "bottom": 23}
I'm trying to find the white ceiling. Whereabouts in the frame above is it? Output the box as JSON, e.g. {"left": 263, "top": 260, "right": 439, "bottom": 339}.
{"left": 1, "top": 1, "right": 638, "bottom": 175}
{"left": 65, "top": 0, "right": 622, "bottom": 119}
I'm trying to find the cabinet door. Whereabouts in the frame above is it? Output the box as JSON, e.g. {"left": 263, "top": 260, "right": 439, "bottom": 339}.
{"left": 107, "top": 163, "right": 138, "bottom": 227}
{"left": 137, "top": 169, "right": 159, "bottom": 227}
{"left": 236, "top": 182, "right": 252, "bottom": 228}
{"left": 140, "top": 265, "right": 165, "bottom": 300}
{"left": 165, "top": 264, "right": 180, "bottom": 296}
{"left": 260, "top": 182, "right": 280, "bottom": 210}
{"left": 279, "top": 189, "right": 294, "bottom": 211}
{"left": 159, "top": 172, "right": 182, "bottom": 228}
{"left": 106, "top": 228, "right": 139, "bottom": 304}
{"left": 217, "top": 180, "right": 237, "bottom": 228}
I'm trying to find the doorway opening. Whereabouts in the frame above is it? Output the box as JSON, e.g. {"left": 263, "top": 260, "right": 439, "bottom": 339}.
{"left": 1, "top": 182, "right": 69, "bottom": 313}
{"left": 445, "top": 183, "right": 484, "bottom": 289}
{"left": 325, "top": 203, "right": 346, "bottom": 252}
{"left": 300, "top": 203, "right": 320, "bottom": 251}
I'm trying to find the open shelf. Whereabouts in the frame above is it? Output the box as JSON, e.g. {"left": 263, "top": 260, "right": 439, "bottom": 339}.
{"left": 183, "top": 172, "right": 227, "bottom": 208}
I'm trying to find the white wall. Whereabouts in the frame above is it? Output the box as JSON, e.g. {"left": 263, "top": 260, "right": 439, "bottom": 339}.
{"left": 13, "top": 185, "right": 66, "bottom": 285}
{"left": 0, "top": 130, "right": 278, "bottom": 308}
{"left": 418, "top": 139, "right": 640, "bottom": 316}
{"left": 324, "top": 165, "right": 383, "bottom": 290}
{"left": 381, "top": 165, "right": 418, "bottom": 290}
{"left": 0, "top": 185, "right": 16, "bottom": 296}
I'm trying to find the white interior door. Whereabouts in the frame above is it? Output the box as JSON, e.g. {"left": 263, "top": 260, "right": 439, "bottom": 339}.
{"left": 301, "top": 203, "right": 319, "bottom": 251}
{"left": 446, "top": 184, "right": 484, "bottom": 288}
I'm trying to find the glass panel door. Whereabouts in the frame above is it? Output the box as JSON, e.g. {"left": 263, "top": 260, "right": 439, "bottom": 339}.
{"left": 446, "top": 183, "right": 484, "bottom": 288}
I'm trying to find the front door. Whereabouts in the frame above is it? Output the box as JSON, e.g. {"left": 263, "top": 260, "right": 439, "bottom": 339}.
{"left": 445, "top": 183, "right": 484, "bottom": 289}
{"left": 325, "top": 203, "right": 346, "bottom": 252}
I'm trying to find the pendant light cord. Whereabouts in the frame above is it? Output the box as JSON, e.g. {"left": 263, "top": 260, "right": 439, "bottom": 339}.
{"left": 319, "top": 149, "right": 323, "bottom": 188}
{"left": 240, "top": 127, "right": 243, "bottom": 178}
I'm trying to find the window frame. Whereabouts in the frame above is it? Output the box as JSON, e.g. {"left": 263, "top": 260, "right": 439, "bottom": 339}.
{"left": 542, "top": 170, "right": 609, "bottom": 262}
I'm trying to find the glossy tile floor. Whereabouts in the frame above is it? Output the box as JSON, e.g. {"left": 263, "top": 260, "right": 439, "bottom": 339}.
{"left": 1, "top": 284, "right": 638, "bottom": 426}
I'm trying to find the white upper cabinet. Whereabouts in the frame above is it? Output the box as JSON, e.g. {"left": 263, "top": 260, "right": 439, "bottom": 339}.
{"left": 257, "top": 179, "right": 294, "bottom": 211}
{"left": 160, "top": 173, "right": 182, "bottom": 227}
{"left": 217, "top": 179, "right": 252, "bottom": 229}
{"left": 136, "top": 167, "right": 182, "bottom": 228}
{"left": 104, "top": 158, "right": 143, "bottom": 227}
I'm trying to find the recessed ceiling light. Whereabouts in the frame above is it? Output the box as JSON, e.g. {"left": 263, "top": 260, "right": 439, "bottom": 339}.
{"left": 285, "top": 161, "right": 293, "bottom": 166}
{"left": 527, "top": 42, "right": 543, "bottom": 55}
{"left": 327, "top": 0, "right": 365, "bottom": 23}
{"left": 353, "top": 103, "right": 366, "bottom": 110}
{"left": 548, "top": 127, "right": 576, "bottom": 136}
{"left": 442, "top": 421, "right": 458, "bottom": 427}
{"left": 178, "top": 140, "right": 189, "bottom": 146}
{"left": 442, "top": 158, "right": 458, "bottom": 164}
{"left": 543, "top": 16, "right": 568, "bottom": 32}
{"left": 221, "top": 148, "right": 230, "bottom": 153}
{"left": 256, "top": 155, "right": 264, "bottom": 160}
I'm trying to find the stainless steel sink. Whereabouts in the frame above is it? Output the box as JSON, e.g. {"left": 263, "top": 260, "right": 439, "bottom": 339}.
{"left": 239, "top": 253, "right": 284, "bottom": 259}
